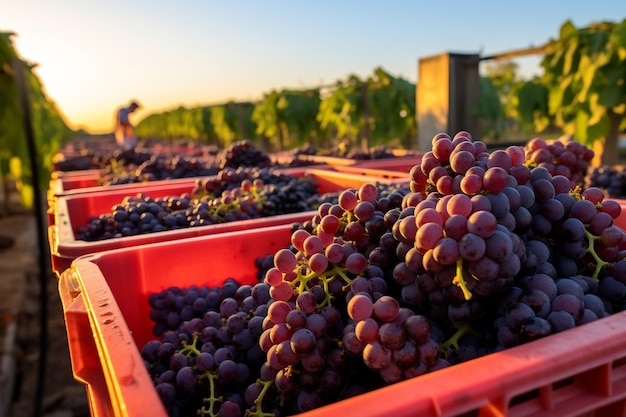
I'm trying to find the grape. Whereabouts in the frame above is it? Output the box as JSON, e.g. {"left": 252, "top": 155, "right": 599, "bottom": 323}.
{"left": 362, "top": 341, "right": 392, "bottom": 369}
{"left": 355, "top": 318, "right": 379, "bottom": 343}
{"left": 308, "top": 253, "right": 329, "bottom": 274}
{"left": 547, "top": 310, "right": 576, "bottom": 332}
{"left": 450, "top": 150, "right": 475, "bottom": 174}
{"left": 156, "top": 382, "right": 177, "bottom": 405}
{"left": 569, "top": 199, "right": 597, "bottom": 223}
{"left": 460, "top": 173, "right": 483, "bottom": 195}
{"left": 520, "top": 289, "right": 551, "bottom": 318}
{"left": 175, "top": 366, "right": 197, "bottom": 390}
{"left": 444, "top": 214, "right": 469, "bottom": 241}
{"left": 415, "top": 207, "right": 443, "bottom": 227}
{"left": 373, "top": 296, "right": 400, "bottom": 323}
{"left": 447, "top": 193, "right": 472, "bottom": 217}
{"left": 467, "top": 211, "right": 497, "bottom": 238}
{"left": 432, "top": 237, "right": 460, "bottom": 265}
{"left": 297, "top": 390, "right": 322, "bottom": 412}
{"left": 270, "top": 281, "right": 294, "bottom": 301}
{"left": 347, "top": 293, "right": 374, "bottom": 321}
{"left": 346, "top": 252, "right": 368, "bottom": 275}
{"left": 483, "top": 167, "right": 508, "bottom": 194}
{"left": 415, "top": 222, "right": 444, "bottom": 250}
{"left": 432, "top": 137, "right": 453, "bottom": 162}
{"left": 458, "top": 233, "right": 486, "bottom": 261}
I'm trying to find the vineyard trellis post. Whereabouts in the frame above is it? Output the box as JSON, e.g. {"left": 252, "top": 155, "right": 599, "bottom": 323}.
{"left": 416, "top": 53, "right": 481, "bottom": 150}
{"left": 416, "top": 46, "right": 549, "bottom": 150}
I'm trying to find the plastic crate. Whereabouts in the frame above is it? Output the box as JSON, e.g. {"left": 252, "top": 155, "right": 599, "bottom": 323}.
{"left": 47, "top": 170, "right": 107, "bottom": 226}
{"left": 49, "top": 169, "right": 106, "bottom": 194}
{"left": 49, "top": 170, "right": 408, "bottom": 275}
{"left": 294, "top": 154, "right": 358, "bottom": 166}
{"left": 352, "top": 155, "right": 422, "bottom": 173}
{"left": 46, "top": 167, "right": 334, "bottom": 209}
{"left": 59, "top": 224, "right": 626, "bottom": 417}
{"left": 327, "top": 165, "right": 409, "bottom": 179}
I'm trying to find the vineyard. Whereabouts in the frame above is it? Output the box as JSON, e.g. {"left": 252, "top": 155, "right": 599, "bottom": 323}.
{"left": 2, "top": 19, "right": 626, "bottom": 210}
{"left": 3, "top": 15, "right": 626, "bottom": 417}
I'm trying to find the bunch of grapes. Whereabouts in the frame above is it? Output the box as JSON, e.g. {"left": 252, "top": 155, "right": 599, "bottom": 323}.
{"left": 92, "top": 147, "right": 154, "bottom": 170}
{"left": 76, "top": 171, "right": 322, "bottom": 241}
{"left": 523, "top": 137, "right": 594, "bottom": 188}
{"left": 141, "top": 278, "right": 274, "bottom": 417}
{"left": 104, "top": 154, "right": 220, "bottom": 185}
{"left": 257, "top": 184, "right": 452, "bottom": 411}
{"left": 218, "top": 140, "right": 272, "bottom": 169}
{"left": 586, "top": 165, "right": 626, "bottom": 198}
{"left": 138, "top": 130, "right": 626, "bottom": 417}
{"left": 406, "top": 131, "right": 624, "bottom": 354}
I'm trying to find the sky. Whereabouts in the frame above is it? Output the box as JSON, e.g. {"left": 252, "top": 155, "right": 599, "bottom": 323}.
{"left": 2, "top": 1, "right": 625, "bottom": 134}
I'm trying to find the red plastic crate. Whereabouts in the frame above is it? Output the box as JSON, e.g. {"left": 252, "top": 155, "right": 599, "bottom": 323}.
{"left": 352, "top": 155, "right": 422, "bottom": 173}
{"left": 59, "top": 224, "right": 626, "bottom": 417}
{"left": 47, "top": 170, "right": 106, "bottom": 226}
{"left": 49, "top": 169, "right": 106, "bottom": 194}
{"left": 327, "top": 165, "right": 409, "bottom": 179}
{"left": 49, "top": 170, "right": 408, "bottom": 275}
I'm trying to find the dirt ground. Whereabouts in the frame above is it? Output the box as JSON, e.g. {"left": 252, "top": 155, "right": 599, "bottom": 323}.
{"left": 0, "top": 213, "right": 90, "bottom": 417}
{"left": 9, "top": 270, "right": 91, "bottom": 417}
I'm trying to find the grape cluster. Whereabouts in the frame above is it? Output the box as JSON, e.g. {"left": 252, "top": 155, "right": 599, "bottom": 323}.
{"left": 405, "top": 131, "right": 624, "bottom": 355}
{"left": 93, "top": 147, "right": 154, "bottom": 170}
{"left": 194, "top": 167, "right": 320, "bottom": 217}
{"left": 218, "top": 140, "right": 272, "bottom": 169}
{"left": 586, "top": 165, "right": 626, "bottom": 198}
{"left": 103, "top": 155, "right": 220, "bottom": 185}
{"left": 76, "top": 169, "right": 324, "bottom": 241}
{"left": 142, "top": 278, "right": 272, "bottom": 417}
{"left": 493, "top": 272, "right": 610, "bottom": 348}
{"left": 523, "top": 137, "right": 594, "bottom": 188}
{"left": 138, "top": 130, "right": 626, "bottom": 417}
{"left": 259, "top": 184, "right": 450, "bottom": 410}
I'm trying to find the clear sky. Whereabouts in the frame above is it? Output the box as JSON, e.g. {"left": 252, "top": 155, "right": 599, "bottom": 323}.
{"left": 3, "top": 1, "right": 625, "bottom": 134}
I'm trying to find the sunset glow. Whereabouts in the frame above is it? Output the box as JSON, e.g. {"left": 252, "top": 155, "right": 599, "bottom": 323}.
{"left": 3, "top": 1, "right": 624, "bottom": 133}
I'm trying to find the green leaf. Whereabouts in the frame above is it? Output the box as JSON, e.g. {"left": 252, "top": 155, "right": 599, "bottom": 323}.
{"left": 563, "top": 38, "right": 579, "bottom": 74}
{"left": 588, "top": 92, "right": 607, "bottom": 125}
{"left": 587, "top": 114, "right": 611, "bottom": 144}
{"left": 560, "top": 20, "right": 578, "bottom": 40}
{"left": 574, "top": 110, "right": 590, "bottom": 144}
{"left": 611, "top": 20, "right": 626, "bottom": 49}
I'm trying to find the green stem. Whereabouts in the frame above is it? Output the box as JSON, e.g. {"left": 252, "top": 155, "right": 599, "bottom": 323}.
{"left": 584, "top": 229, "right": 608, "bottom": 280}
{"left": 178, "top": 334, "right": 201, "bottom": 357}
{"left": 331, "top": 264, "right": 353, "bottom": 286}
{"left": 319, "top": 275, "right": 334, "bottom": 308}
{"left": 245, "top": 379, "right": 275, "bottom": 417}
{"left": 293, "top": 269, "right": 319, "bottom": 294}
{"left": 439, "top": 323, "right": 477, "bottom": 356}
{"left": 198, "top": 371, "right": 223, "bottom": 417}
{"left": 452, "top": 257, "right": 472, "bottom": 300}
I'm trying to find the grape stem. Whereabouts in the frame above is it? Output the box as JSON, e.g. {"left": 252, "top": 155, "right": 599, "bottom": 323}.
{"left": 198, "top": 370, "right": 223, "bottom": 417}
{"left": 178, "top": 334, "right": 201, "bottom": 357}
{"left": 583, "top": 229, "right": 608, "bottom": 280}
{"left": 439, "top": 323, "right": 478, "bottom": 357}
{"left": 291, "top": 262, "right": 352, "bottom": 308}
{"left": 245, "top": 379, "right": 276, "bottom": 417}
{"left": 452, "top": 257, "right": 473, "bottom": 300}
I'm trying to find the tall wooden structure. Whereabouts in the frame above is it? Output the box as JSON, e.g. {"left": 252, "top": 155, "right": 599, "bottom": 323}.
{"left": 416, "top": 52, "right": 481, "bottom": 150}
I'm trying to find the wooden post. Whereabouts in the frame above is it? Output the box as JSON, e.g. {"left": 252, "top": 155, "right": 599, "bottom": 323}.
{"left": 416, "top": 52, "right": 481, "bottom": 150}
